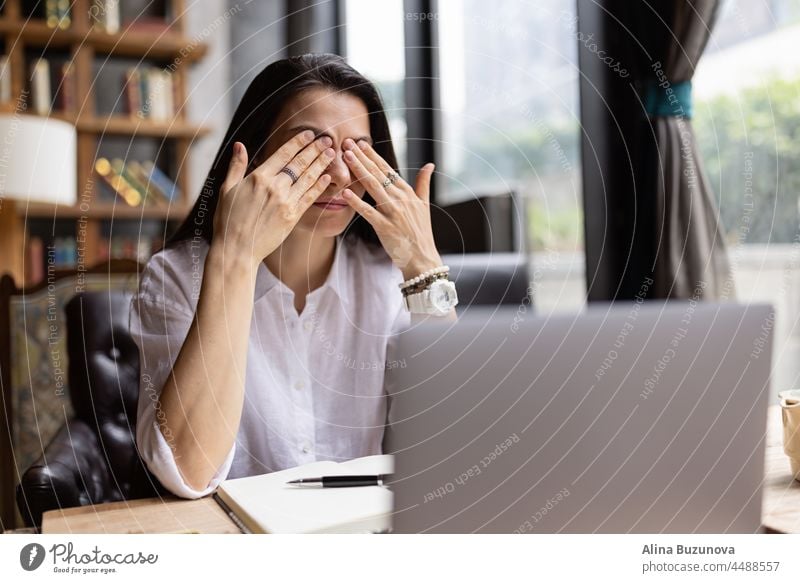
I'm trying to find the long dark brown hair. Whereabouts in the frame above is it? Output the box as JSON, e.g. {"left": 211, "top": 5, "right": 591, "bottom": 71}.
{"left": 168, "top": 53, "right": 398, "bottom": 249}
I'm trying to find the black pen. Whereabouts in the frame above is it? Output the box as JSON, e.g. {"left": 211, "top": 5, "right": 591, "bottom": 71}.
{"left": 286, "top": 474, "right": 391, "bottom": 487}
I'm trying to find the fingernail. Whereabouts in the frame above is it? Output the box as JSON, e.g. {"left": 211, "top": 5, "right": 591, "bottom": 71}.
{"left": 324, "top": 148, "right": 335, "bottom": 158}
{"left": 320, "top": 136, "right": 333, "bottom": 147}
{"left": 342, "top": 189, "right": 353, "bottom": 197}
{"left": 344, "top": 150, "right": 356, "bottom": 161}
{"left": 343, "top": 138, "right": 355, "bottom": 150}
{"left": 233, "top": 142, "right": 240, "bottom": 155}
{"left": 357, "top": 139, "right": 368, "bottom": 150}
{"left": 302, "top": 130, "right": 314, "bottom": 141}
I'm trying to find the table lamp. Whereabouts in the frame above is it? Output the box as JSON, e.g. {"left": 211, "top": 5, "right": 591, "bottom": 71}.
{"left": 0, "top": 114, "right": 77, "bottom": 284}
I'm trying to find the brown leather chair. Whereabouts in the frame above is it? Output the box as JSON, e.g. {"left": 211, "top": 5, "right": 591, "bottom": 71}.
{"left": 15, "top": 291, "right": 166, "bottom": 528}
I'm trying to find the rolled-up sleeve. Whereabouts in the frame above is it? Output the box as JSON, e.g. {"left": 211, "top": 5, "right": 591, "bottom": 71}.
{"left": 130, "top": 251, "right": 236, "bottom": 499}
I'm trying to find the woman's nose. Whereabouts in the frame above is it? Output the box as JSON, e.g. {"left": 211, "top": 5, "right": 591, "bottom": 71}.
{"left": 324, "top": 149, "right": 353, "bottom": 186}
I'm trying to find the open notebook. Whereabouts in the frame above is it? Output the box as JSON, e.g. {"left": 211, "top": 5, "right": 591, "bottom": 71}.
{"left": 213, "top": 454, "right": 393, "bottom": 534}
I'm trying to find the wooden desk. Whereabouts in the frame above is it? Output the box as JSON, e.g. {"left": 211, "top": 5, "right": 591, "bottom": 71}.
{"left": 42, "top": 406, "right": 800, "bottom": 534}
{"left": 42, "top": 496, "right": 240, "bottom": 534}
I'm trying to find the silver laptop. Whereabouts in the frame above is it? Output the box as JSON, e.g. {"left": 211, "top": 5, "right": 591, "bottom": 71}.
{"left": 384, "top": 302, "right": 774, "bottom": 533}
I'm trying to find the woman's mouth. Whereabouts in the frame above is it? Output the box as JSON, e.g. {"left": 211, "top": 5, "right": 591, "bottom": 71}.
{"left": 313, "top": 198, "right": 349, "bottom": 211}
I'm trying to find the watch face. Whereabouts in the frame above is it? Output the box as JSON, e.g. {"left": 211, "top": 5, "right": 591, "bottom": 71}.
{"left": 429, "top": 280, "right": 458, "bottom": 312}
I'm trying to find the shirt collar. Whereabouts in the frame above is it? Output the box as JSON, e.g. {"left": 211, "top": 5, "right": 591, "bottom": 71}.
{"left": 254, "top": 235, "right": 352, "bottom": 307}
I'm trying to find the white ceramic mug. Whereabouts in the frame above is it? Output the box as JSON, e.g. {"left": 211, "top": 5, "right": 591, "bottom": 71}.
{"left": 779, "top": 389, "right": 800, "bottom": 481}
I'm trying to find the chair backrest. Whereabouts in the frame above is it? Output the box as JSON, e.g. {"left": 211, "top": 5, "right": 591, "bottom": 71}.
{"left": 442, "top": 253, "right": 531, "bottom": 311}
{"left": 65, "top": 291, "right": 142, "bottom": 495}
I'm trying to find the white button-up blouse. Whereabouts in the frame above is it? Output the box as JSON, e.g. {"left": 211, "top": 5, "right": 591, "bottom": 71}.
{"left": 129, "top": 234, "right": 410, "bottom": 499}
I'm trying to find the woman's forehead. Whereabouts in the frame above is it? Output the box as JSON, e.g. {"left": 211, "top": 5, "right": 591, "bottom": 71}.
{"left": 276, "top": 88, "right": 370, "bottom": 137}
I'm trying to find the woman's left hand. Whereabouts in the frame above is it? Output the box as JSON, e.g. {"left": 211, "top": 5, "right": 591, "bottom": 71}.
{"left": 341, "top": 138, "right": 443, "bottom": 280}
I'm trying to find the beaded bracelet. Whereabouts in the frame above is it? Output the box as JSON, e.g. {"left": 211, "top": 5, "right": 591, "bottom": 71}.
{"left": 399, "top": 265, "right": 450, "bottom": 290}
{"left": 401, "top": 272, "right": 450, "bottom": 297}
{"left": 399, "top": 265, "right": 450, "bottom": 295}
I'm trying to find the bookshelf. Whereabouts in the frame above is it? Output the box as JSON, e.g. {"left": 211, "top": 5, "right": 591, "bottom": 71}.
{"left": 0, "top": 0, "right": 211, "bottom": 285}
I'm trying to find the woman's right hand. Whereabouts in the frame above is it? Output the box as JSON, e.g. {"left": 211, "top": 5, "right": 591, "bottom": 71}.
{"left": 212, "top": 130, "right": 335, "bottom": 268}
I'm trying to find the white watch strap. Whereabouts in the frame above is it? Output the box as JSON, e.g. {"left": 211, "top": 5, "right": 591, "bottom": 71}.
{"left": 404, "top": 289, "right": 432, "bottom": 314}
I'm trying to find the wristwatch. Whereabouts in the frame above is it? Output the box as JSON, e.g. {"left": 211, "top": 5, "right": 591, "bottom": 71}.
{"left": 403, "top": 278, "right": 459, "bottom": 315}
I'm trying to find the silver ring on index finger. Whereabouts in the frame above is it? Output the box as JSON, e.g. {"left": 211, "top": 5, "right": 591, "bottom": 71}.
{"left": 279, "top": 166, "right": 299, "bottom": 185}
{"left": 382, "top": 170, "right": 400, "bottom": 188}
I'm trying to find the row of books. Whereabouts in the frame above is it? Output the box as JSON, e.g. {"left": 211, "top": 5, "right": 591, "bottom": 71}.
{"left": 22, "top": 0, "right": 174, "bottom": 35}
{"left": 22, "top": 58, "right": 176, "bottom": 117}
{"left": 25, "top": 235, "right": 161, "bottom": 284}
{"left": 91, "top": 1, "right": 176, "bottom": 35}
{"left": 24, "top": 0, "right": 72, "bottom": 30}
{"left": 95, "top": 157, "right": 183, "bottom": 207}
{"left": 28, "top": 57, "right": 75, "bottom": 114}
{"left": 123, "top": 66, "right": 179, "bottom": 120}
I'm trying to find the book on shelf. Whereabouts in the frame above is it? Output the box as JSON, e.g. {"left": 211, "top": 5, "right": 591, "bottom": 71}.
{"left": 91, "top": 0, "right": 120, "bottom": 34}
{"left": 29, "top": 0, "right": 71, "bottom": 29}
{"left": 142, "top": 160, "right": 182, "bottom": 201}
{"left": 98, "top": 235, "right": 159, "bottom": 262}
{"left": 0, "top": 56, "right": 11, "bottom": 103}
{"left": 124, "top": 66, "right": 176, "bottom": 120}
{"left": 126, "top": 160, "right": 171, "bottom": 204}
{"left": 55, "top": 61, "right": 75, "bottom": 112}
{"left": 94, "top": 157, "right": 142, "bottom": 206}
{"left": 28, "top": 57, "right": 73, "bottom": 114}
{"left": 55, "top": 0, "right": 71, "bottom": 29}
{"left": 94, "top": 157, "right": 181, "bottom": 207}
{"left": 30, "top": 58, "right": 52, "bottom": 115}
{"left": 25, "top": 236, "right": 45, "bottom": 286}
{"left": 123, "top": 68, "right": 141, "bottom": 117}
{"left": 112, "top": 158, "right": 169, "bottom": 206}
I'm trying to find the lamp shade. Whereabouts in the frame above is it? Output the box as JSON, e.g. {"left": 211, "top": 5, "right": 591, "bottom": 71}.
{"left": 0, "top": 114, "right": 77, "bottom": 204}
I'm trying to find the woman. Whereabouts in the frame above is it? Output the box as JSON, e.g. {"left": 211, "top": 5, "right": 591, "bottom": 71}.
{"left": 130, "top": 54, "right": 457, "bottom": 499}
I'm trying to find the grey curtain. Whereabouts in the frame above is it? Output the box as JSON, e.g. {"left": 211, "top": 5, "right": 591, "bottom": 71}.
{"left": 650, "top": 0, "right": 735, "bottom": 300}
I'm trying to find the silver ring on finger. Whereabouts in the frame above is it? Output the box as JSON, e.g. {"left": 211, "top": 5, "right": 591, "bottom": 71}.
{"left": 387, "top": 170, "right": 400, "bottom": 185}
{"left": 381, "top": 176, "right": 392, "bottom": 188}
{"left": 279, "top": 166, "right": 299, "bottom": 185}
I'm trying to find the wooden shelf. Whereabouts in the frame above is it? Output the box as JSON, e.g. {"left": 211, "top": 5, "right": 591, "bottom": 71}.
{"left": 16, "top": 202, "right": 190, "bottom": 221}
{"left": 0, "top": 18, "right": 207, "bottom": 62}
{"left": 78, "top": 115, "right": 212, "bottom": 138}
{"left": 18, "top": 111, "right": 211, "bottom": 138}
{"left": 19, "top": 202, "right": 191, "bottom": 220}
{"left": 0, "top": 18, "right": 74, "bottom": 49}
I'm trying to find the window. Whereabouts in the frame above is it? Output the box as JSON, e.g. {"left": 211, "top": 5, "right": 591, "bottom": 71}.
{"left": 694, "top": 0, "right": 800, "bottom": 394}
{"left": 437, "top": 0, "right": 584, "bottom": 309}
{"left": 343, "top": 0, "right": 407, "bottom": 171}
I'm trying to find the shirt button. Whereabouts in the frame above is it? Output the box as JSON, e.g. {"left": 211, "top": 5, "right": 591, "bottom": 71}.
{"left": 303, "top": 320, "right": 313, "bottom": 331}
{"left": 294, "top": 380, "right": 305, "bottom": 390}
{"left": 301, "top": 443, "right": 311, "bottom": 454}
